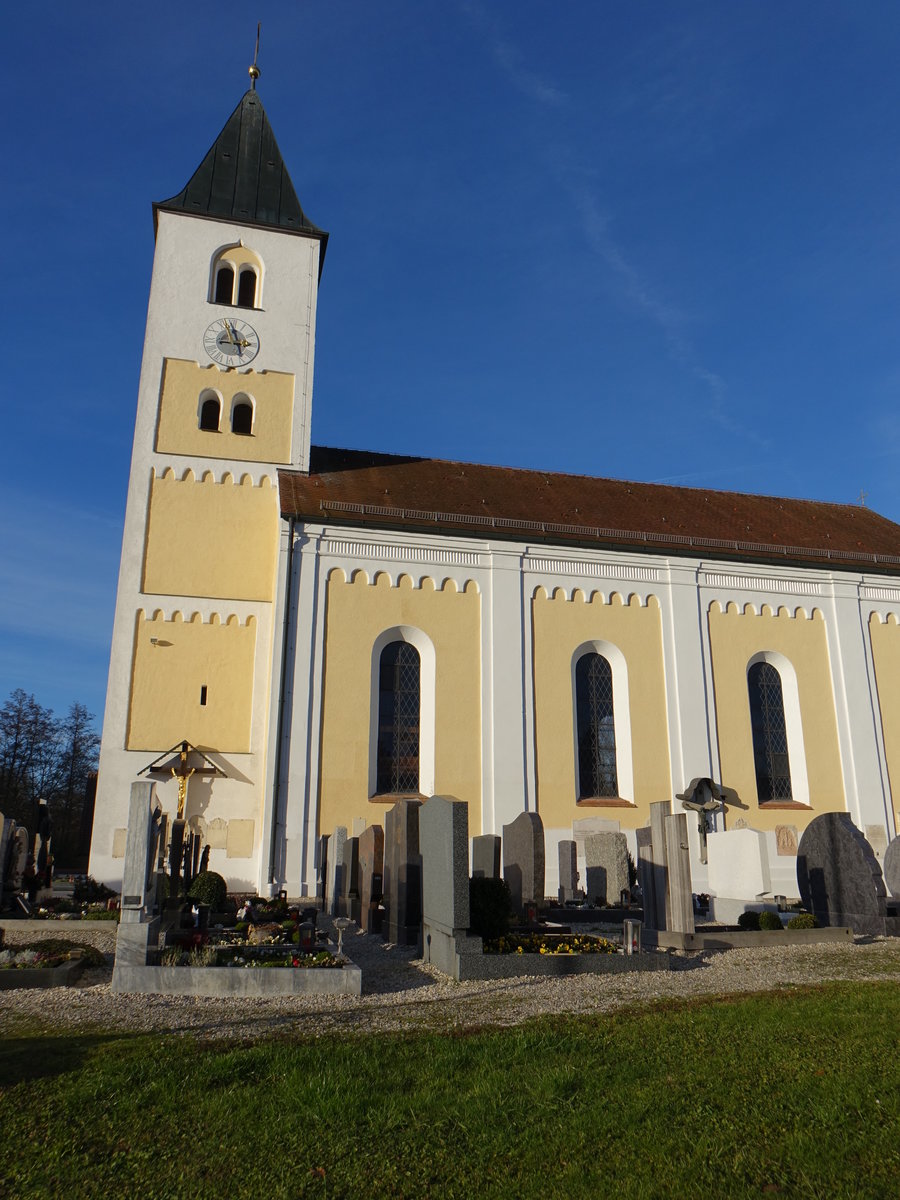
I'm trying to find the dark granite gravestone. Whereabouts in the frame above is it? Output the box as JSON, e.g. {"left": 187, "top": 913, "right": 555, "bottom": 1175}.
{"left": 383, "top": 799, "right": 422, "bottom": 946}
{"left": 558, "top": 839, "right": 578, "bottom": 903}
{"left": 635, "top": 827, "right": 658, "bottom": 929}
{"left": 338, "top": 835, "right": 361, "bottom": 923}
{"left": 358, "top": 824, "right": 385, "bottom": 934}
{"left": 796, "top": 813, "right": 894, "bottom": 936}
{"left": 472, "top": 835, "right": 501, "bottom": 880}
{"left": 420, "top": 796, "right": 482, "bottom": 976}
{"left": 502, "top": 812, "right": 545, "bottom": 916}
{"left": 880, "top": 835, "right": 900, "bottom": 901}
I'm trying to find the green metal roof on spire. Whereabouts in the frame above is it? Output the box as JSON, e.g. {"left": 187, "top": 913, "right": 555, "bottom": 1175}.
{"left": 154, "top": 88, "right": 328, "bottom": 270}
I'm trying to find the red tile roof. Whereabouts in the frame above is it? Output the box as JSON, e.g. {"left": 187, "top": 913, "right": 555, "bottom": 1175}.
{"left": 279, "top": 446, "right": 900, "bottom": 573}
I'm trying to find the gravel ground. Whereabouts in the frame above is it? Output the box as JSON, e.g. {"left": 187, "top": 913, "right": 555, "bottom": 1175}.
{"left": 1, "top": 919, "right": 898, "bottom": 1041}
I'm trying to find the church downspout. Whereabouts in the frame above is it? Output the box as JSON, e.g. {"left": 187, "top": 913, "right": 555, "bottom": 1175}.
{"left": 268, "top": 517, "right": 295, "bottom": 888}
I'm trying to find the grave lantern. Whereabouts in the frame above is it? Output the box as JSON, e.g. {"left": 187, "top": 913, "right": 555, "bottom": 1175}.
{"left": 299, "top": 921, "right": 316, "bottom": 953}
{"left": 623, "top": 919, "right": 642, "bottom": 955}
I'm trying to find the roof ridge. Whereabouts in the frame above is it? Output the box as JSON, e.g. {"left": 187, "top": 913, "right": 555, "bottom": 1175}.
{"left": 307, "top": 444, "right": 878, "bottom": 516}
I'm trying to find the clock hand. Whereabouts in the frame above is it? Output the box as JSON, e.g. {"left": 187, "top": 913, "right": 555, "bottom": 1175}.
{"left": 222, "top": 320, "right": 236, "bottom": 346}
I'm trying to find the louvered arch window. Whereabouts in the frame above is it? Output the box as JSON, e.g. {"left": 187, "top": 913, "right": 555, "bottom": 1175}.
{"left": 575, "top": 652, "right": 618, "bottom": 799}
{"left": 748, "top": 661, "right": 792, "bottom": 802}
{"left": 376, "top": 641, "right": 420, "bottom": 794}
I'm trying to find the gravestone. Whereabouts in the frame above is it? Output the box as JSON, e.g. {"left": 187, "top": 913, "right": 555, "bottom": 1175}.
{"left": 502, "top": 811, "right": 545, "bottom": 915}
{"left": 883, "top": 836, "right": 900, "bottom": 900}
{"left": 338, "top": 836, "right": 361, "bottom": 923}
{"left": 115, "top": 781, "right": 163, "bottom": 970}
{"left": 648, "top": 802, "right": 670, "bottom": 930}
{"left": 635, "top": 827, "right": 658, "bottom": 929}
{"left": 383, "top": 799, "right": 422, "bottom": 946}
{"left": 558, "top": 839, "right": 578, "bottom": 903}
{"left": 664, "top": 813, "right": 695, "bottom": 935}
{"left": 420, "top": 796, "right": 481, "bottom": 976}
{"left": 325, "top": 825, "right": 348, "bottom": 916}
{"left": 357, "top": 824, "right": 385, "bottom": 934}
{"left": 9, "top": 826, "right": 28, "bottom": 891}
{"left": 797, "top": 813, "right": 892, "bottom": 936}
{"left": 472, "top": 835, "right": 501, "bottom": 880}
{"left": 120, "top": 782, "right": 162, "bottom": 914}
{"left": 707, "top": 828, "right": 771, "bottom": 923}
{"left": 584, "top": 831, "right": 629, "bottom": 906}
{"left": 0, "top": 813, "right": 14, "bottom": 894}
{"left": 315, "top": 834, "right": 329, "bottom": 907}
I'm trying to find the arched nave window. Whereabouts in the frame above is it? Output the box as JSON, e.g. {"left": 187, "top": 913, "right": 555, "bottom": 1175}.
{"left": 748, "top": 660, "right": 792, "bottom": 802}
{"left": 376, "top": 641, "right": 421, "bottom": 795}
{"left": 575, "top": 652, "right": 619, "bottom": 799}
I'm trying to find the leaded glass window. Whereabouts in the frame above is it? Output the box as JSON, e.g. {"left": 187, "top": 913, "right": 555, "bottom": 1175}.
{"left": 376, "top": 641, "right": 420, "bottom": 794}
{"left": 748, "top": 661, "right": 792, "bottom": 801}
{"left": 576, "top": 653, "right": 618, "bottom": 799}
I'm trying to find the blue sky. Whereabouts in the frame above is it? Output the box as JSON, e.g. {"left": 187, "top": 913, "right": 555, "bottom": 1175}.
{"left": 3, "top": 1, "right": 900, "bottom": 729}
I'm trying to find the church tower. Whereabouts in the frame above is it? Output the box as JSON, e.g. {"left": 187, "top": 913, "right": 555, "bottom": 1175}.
{"left": 90, "top": 79, "right": 327, "bottom": 891}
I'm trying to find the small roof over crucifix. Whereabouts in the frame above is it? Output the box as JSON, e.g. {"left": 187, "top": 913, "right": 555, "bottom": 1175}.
{"left": 138, "top": 740, "right": 225, "bottom": 820}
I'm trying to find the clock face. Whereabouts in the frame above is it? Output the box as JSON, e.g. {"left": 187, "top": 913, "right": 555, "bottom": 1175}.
{"left": 203, "top": 317, "right": 260, "bottom": 366}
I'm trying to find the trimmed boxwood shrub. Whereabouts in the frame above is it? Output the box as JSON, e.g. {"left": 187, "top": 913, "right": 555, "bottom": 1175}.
{"left": 737, "top": 911, "right": 760, "bottom": 931}
{"left": 187, "top": 871, "right": 228, "bottom": 910}
{"left": 758, "top": 910, "right": 783, "bottom": 931}
{"left": 787, "top": 912, "right": 819, "bottom": 929}
{"left": 469, "top": 877, "right": 514, "bottom": 941}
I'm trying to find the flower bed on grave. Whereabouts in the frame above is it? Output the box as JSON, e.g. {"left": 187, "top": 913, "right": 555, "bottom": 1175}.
{"left": 0, "top": 939, "right": 105, "bottom": 990}
{"left": 159, "top": 943, "right": 344, "bottom": 970}
{"left": 483, "top": 933, "right": 618, "bottom": 956}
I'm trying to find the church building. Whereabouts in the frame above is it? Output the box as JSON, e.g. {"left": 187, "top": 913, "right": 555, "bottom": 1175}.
{"left": 90, "top": 82, "right": 900, "bottom": 902}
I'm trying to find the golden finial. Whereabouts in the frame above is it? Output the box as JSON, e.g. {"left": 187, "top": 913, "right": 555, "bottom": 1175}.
{"left": 249, "top": 22, "right": 261, "bottom": 88}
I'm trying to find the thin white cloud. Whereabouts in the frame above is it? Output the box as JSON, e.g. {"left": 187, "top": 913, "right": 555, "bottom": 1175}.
{"left": 462, "top": 1, "right": 568, "bottom": 107}
{"left": 461, "top": 3, "right": 770, "bottom": 452}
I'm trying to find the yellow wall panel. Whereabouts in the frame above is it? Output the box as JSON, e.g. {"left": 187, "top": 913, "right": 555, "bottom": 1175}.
{"left": 318, "top": 572, "right": 482, "bottom": 836}
{"left": 142, "top": 470, "right": 279, "bottom": 602}
{"left": 127, "top": 611, "right": 257, "bottom": 752}
{"left": 531, "top": 590, "right": 671, "bottom": 829}
{"left": 155, "top": 358, "right": 294, "bottom": 464}
{"left": 869, "top": 613, "right": 900, "bottom": 824}
{"left": 708, "top": 603, "right": 844, "bottom": 829}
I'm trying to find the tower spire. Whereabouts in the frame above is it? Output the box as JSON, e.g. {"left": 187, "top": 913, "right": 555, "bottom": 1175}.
{"left": 249, "top": 22, "right": 261, "bottom": 89}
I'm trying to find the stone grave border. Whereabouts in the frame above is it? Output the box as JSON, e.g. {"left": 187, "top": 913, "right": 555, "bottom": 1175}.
{"left": 111, "top": 958, "right": 362, "bottom": 997}
{"left": 0, "top": 956, "right": 86, "bottom": 991}
{"left": 427, "top": 938, "right": 674, "bottom": 982}
{"left": 643, "top": 926, "right": 853, "bottom": 951}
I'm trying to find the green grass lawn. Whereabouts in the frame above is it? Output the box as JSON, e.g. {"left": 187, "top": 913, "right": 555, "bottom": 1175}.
{"left": 1, "top": 981, "right": 897, "bottom": 1199}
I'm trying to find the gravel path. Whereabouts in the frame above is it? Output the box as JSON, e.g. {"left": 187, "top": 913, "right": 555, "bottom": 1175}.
{"left": 1, "top": 920, "right": 898, "bottom": 1041}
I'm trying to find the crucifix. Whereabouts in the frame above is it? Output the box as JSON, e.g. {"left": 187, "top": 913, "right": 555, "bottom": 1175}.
{"left": 139, "top": 739, "right": 224, "bottom": 902}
